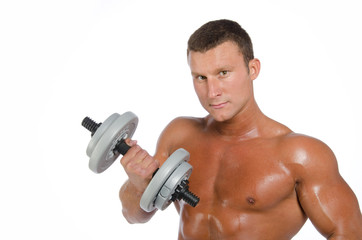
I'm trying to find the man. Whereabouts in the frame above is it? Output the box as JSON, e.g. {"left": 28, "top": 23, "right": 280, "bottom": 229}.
{"left": 119, "top": 19, "right": 362, "bottom": 239}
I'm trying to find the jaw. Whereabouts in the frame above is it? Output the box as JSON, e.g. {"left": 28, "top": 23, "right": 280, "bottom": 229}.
{"left": 203, "top": 97, "right": 266, "bottom": 138}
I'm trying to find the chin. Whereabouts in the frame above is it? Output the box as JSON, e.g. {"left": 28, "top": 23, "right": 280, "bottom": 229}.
{"left": 204, "top": 105, "right": 234, "bottom": 122}
{"left": 210, "top": 112, "right": 232, "bottom": 122}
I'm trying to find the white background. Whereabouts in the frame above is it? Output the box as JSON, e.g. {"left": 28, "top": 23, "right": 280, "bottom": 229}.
{"left": 1, "top": 0, "right": 361, "bottom": 239}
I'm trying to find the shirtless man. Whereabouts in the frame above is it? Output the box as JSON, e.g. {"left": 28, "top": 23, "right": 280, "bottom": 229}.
{"left": 119, "top": 19, "right": 362, "bottom": 239}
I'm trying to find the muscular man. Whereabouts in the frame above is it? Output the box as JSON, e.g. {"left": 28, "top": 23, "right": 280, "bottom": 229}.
{"left": 119, "top": 19, "right": 362, "bottom": 239}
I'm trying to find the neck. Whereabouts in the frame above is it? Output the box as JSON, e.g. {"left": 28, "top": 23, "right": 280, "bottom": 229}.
{"left": 207, "top": 99, "right": 267, "bottom": 140}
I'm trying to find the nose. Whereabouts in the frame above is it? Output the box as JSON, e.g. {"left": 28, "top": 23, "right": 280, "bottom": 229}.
{"left": 207, "top": 78, "right": 222, "bottom": 99}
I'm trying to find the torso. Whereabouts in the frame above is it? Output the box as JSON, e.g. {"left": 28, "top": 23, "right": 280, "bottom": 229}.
{"left": 166, "top": 117, "right": 308, "bottom": 240}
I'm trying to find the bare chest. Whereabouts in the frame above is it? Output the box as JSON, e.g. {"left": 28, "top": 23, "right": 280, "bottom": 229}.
{"left": 177, "top": 138, "right": 303, "bottom": 239}
{"left": 187, "top": 139, "right": 295, "bottom": 209}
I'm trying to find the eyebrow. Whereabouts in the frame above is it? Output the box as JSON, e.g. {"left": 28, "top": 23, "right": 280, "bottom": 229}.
{"left": 216, "top": 65, "right": 233, "bottom": 71}
{"left": 191, "top": 71, "right": 202, "bottom": 77}
{"left": 190, "top": 64, "right": 234, "bottom": 77}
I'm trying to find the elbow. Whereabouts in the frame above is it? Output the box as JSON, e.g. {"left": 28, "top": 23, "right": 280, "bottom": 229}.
{"left": 121, "top": 208, "right": 134, "bottom": 224}
{"left": 326, "top": 225, "right": 362, "bottom": 240}
{"left": 122, "top": 207, "right": 153, "bottom": 224}
{"left": 119, "top": 182, "right": 156, "bottom": 224}
{"left": 122, "top": 208, "right": 138, "bottom": 224}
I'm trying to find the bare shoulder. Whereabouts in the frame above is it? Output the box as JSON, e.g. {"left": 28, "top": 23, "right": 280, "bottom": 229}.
{"left": 166, "top": 116, "right": 204, "bottom": 130}
{"left": 161, "top": 116, "right": 204, "bottom": 140}
{"left": 154, "top": 116, "right": 204, "bottom": 161}
{"left": 278, "top": 133, "right": 339, "bottom": 182}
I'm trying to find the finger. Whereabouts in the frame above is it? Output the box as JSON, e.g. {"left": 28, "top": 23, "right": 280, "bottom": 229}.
{"left": 144, "top": 158, "right": 160, "bottom": 176}
{"left": 124, "top": 138, "right": 137, "bottom": 147}
{"left": 139, "top": 154, "right": 155, "bottom": 169}
{"left": 143, "top": 156, "right": 159, "bottom": 170}
{"left": 120, "top": 144, "right": 142, "bottom": 167}
{"left": 134, "top": 149, "right": 150, "bottom": 164}
{"left": 127, "top": 152, "right": 155, "bottom": 177}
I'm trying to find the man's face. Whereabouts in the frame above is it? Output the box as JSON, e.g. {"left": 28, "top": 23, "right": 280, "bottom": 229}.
{"left": 188, "top": 41, "right": 257, "bottom": 122}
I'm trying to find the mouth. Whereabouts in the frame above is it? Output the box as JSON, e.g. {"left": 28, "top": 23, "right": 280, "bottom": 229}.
{"left": 209, "top": 102, "right": 228, "bottom": 109}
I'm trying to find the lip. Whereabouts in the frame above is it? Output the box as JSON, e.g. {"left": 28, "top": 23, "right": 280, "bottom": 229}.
{"left": 210, "top": 102, "right": 228, "bottom": 109}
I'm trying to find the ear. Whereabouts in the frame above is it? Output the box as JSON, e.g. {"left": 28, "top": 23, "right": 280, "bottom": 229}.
{"left": 248, "top": 58, "right": 261, "bottom": 80}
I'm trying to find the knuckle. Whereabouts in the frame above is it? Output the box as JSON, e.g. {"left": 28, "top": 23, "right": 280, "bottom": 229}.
{"left": 132, "top": 145, "right": 141, "bottom": 153}
{"left": 144, "top": 155, "right": 153, "bottom": 162}
{"left": 146, "top": 160, "right": 159, "bottom": 175}
{"left": 123, "top": 162, "right": 133, "bottom": 173}
{"left": 120, "top": 156, "right": 128, "bottom": 167}
{"left": 140, "top": 149, "right": 149, "bottom": 158}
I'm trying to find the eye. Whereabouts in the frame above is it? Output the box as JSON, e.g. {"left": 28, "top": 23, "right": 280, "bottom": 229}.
{"left": 220, "top": 70, "right": 229, "bottom": 76}
{"left": 197, "top": 75, "right": 207, "bottom": 81}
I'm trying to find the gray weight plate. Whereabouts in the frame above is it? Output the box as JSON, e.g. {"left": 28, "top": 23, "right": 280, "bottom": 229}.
{"left": 155, "top": 161, "right": 192, "bottom": 210}
{"left": 140, "top": 148, "right": 190, "bottom": 212}
{"left": 86, "top": 113, "right": 120, "bottom": 158}
{"left": 88, "top": 112, "right": 138, "bottom": 173}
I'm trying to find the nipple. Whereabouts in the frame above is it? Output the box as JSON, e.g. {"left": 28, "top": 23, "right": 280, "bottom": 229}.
{"left": 247, "top": 197, "right": 256, "bottom": 205}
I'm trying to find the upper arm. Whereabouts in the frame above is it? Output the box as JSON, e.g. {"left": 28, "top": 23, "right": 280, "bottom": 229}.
{"left": 291, "top": 137, "right": 362, "bottom": 238}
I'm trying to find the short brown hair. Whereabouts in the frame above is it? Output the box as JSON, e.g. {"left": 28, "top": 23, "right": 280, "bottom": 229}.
{"left": 187, "top": 19, "right": 254, "bottom": 67}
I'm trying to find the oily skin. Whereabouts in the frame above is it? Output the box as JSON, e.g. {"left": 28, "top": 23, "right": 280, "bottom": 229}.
{"left": 119, "top": 41, "right": 362, "bottom": 239}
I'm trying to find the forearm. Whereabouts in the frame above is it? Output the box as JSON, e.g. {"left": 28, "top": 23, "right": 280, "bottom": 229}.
{"left": 119, "top": 180, "right": 157, "bottom": 224}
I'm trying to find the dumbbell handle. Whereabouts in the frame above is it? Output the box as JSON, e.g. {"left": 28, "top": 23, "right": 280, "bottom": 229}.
{"left": 114, "top": 139, "right": 131, "bottom": 155}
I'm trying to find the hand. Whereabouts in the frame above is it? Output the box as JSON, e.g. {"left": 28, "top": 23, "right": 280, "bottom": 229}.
{"left": 120, "top": 139, "right": 160, "bottom": 193}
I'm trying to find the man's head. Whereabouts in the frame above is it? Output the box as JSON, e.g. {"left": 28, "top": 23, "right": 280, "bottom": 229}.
{"left": 187, "top": 20, "right": 260, "bottom": 123}
{"left": 187, "top": 19, "right": 254, "bottom": 71}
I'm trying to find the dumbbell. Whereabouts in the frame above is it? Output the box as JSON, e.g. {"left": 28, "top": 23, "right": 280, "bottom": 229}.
{"left": 81, "top": 112, "right": 200, "bottom": 212}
